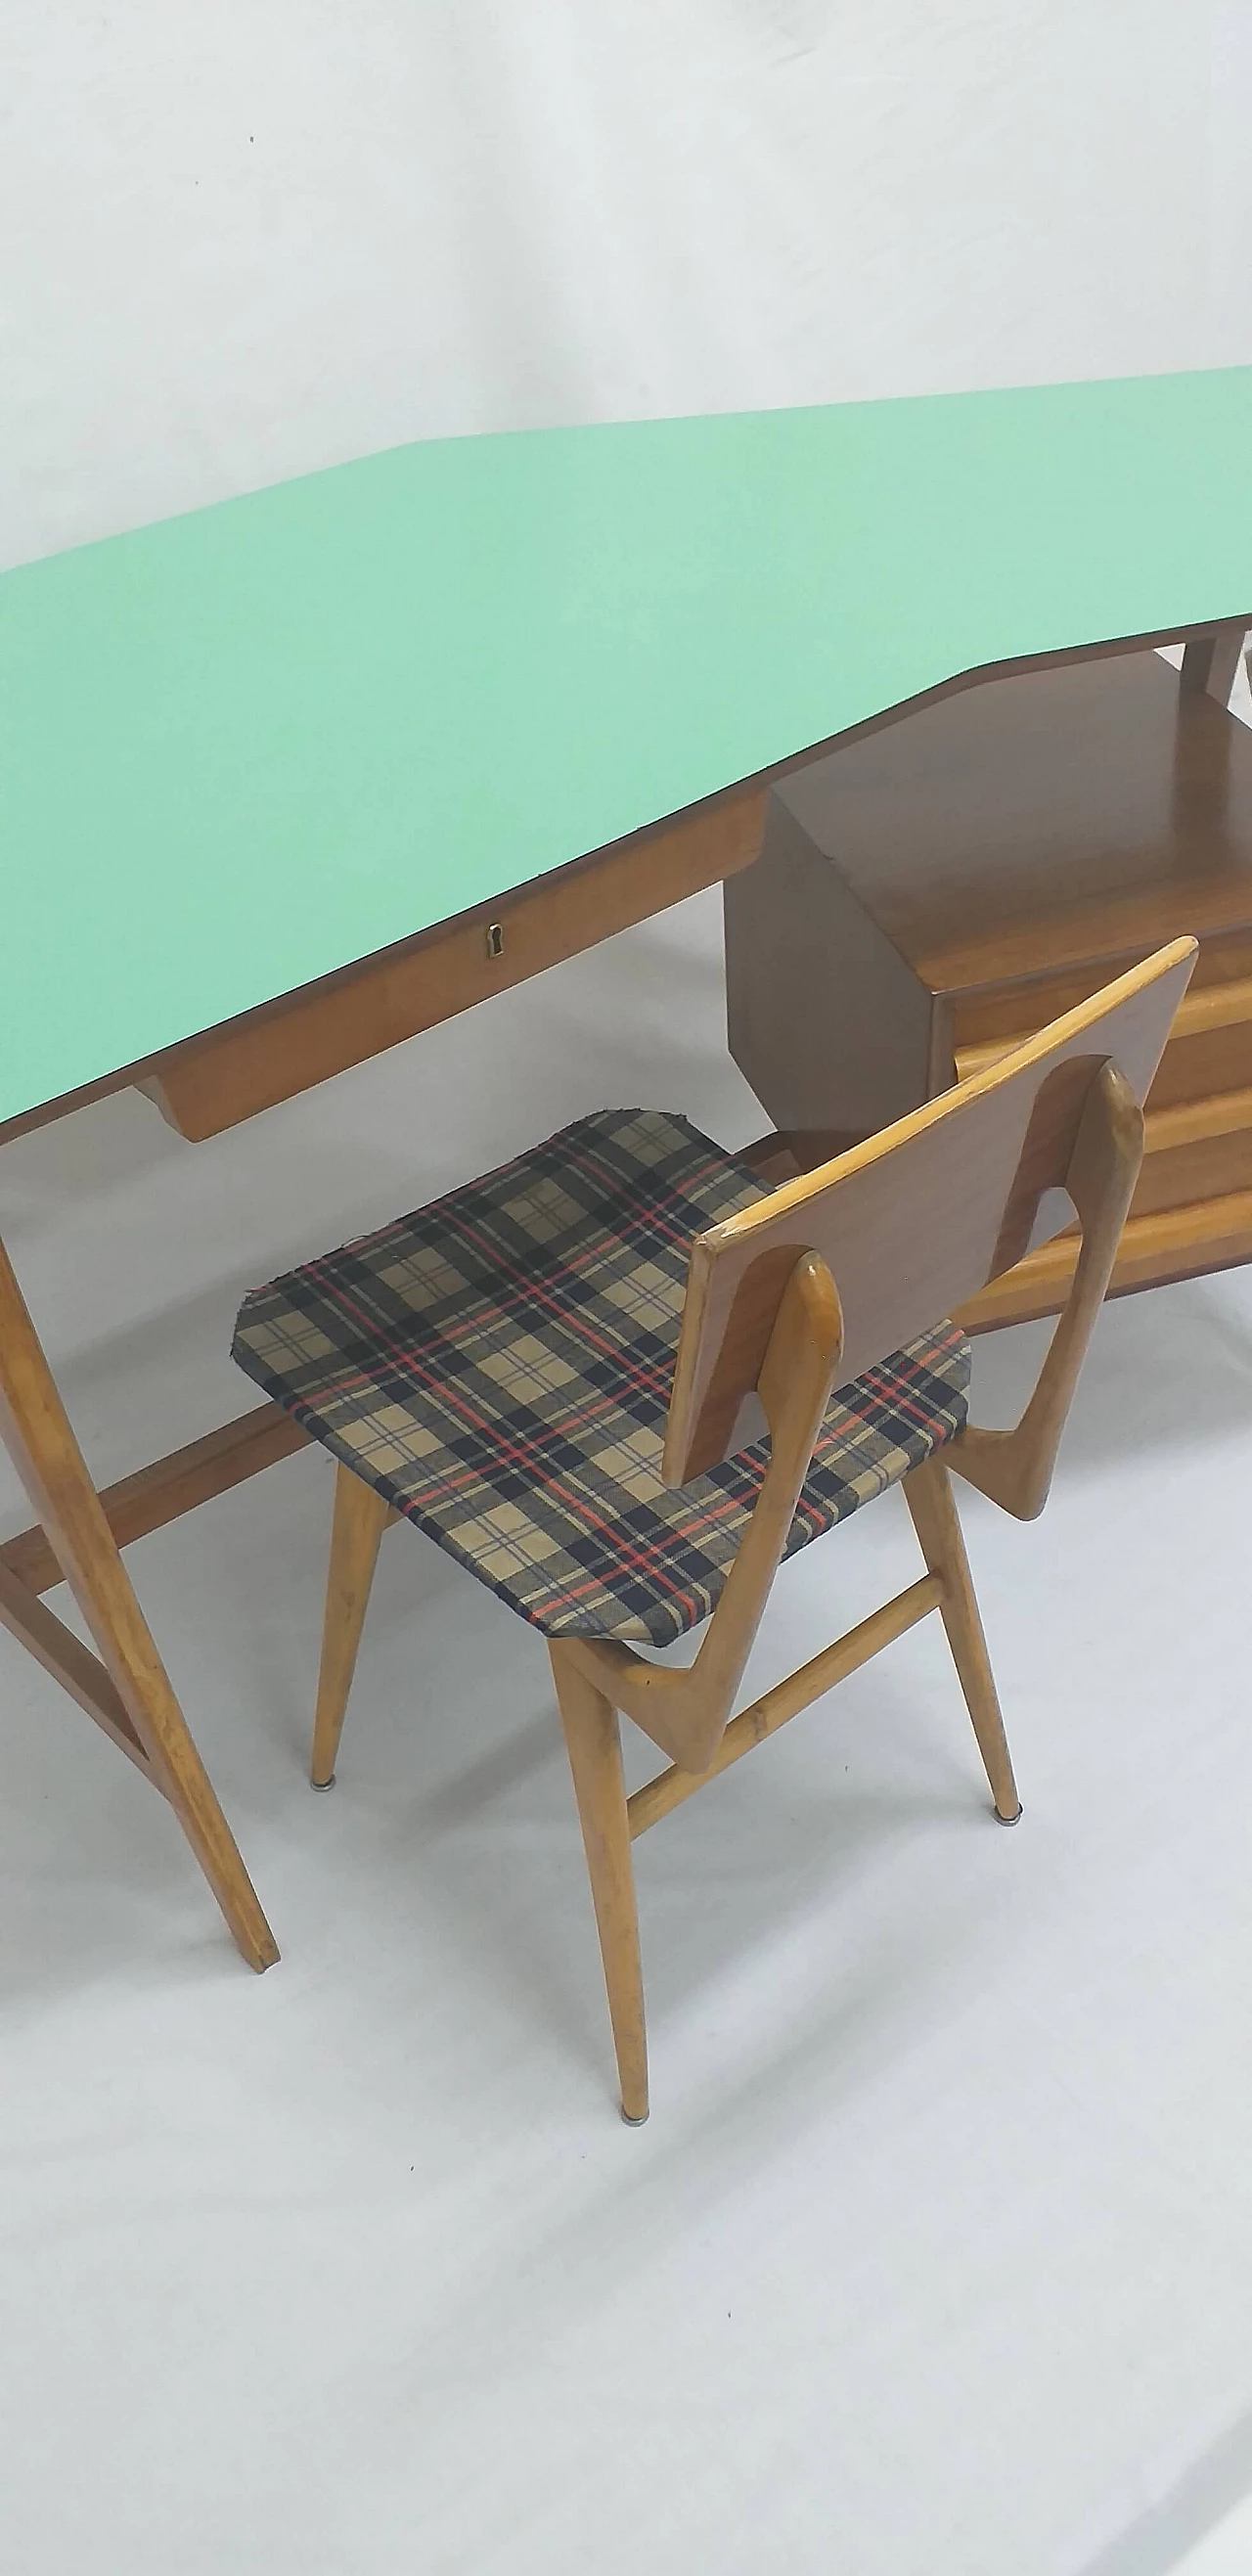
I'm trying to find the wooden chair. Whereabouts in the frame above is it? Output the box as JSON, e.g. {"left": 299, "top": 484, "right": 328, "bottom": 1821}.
{"left": 233, "top": 939, "right": 1195, "bottom": 2120}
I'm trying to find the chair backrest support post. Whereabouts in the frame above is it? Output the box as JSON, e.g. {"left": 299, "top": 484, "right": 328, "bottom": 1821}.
{"left": 949, "top": 1059, "right": 1144, "bottom": 1518}
{"left": 568, "top": 1251, "right": 844, "bottom": 1775}
{"left": 663, "top": 938, "right": 1197, "bottom": 1491}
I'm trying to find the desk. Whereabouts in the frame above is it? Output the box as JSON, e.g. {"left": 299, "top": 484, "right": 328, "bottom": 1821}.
{"left": 3, "top": 364, "right": 1251, "bottom": 1966}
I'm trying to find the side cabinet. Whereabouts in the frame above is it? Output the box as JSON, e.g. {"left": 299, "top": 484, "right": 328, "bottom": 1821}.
{"left": 726, "top": 651, "right": 1252, "bottom": 1328}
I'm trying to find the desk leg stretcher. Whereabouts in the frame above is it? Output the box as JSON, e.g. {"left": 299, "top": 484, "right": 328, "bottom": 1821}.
{"left": 0, "top": 1229, "right": 279, "bottom": 1970}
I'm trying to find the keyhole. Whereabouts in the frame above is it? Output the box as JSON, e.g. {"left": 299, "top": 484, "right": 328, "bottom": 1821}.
{"left": 485, "top": 923, "right": 505, "bottom": 961}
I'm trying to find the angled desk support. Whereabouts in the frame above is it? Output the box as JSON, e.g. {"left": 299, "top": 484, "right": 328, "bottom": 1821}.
{"left": 0, "top": 1236, "right": 280, "bottom": 1968}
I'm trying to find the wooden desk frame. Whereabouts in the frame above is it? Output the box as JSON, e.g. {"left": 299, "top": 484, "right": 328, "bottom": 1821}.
{"left": 0, "top": 616, "right": 1247, "bottom": 1967}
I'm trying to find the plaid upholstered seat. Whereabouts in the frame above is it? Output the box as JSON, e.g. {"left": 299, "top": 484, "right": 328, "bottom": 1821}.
{"left": 232, "top": 1110, "right": 970, "bottom": 1648}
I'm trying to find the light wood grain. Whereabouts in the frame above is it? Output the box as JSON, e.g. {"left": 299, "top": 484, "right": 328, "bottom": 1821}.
{"left": 903, "top": 1460, "right": 1020, "bottom": 1819}
{"left": 0, "top": 1400, "right": 308, "bottom": 1598}
{"left": 625, "top": 1574, "right": 942, "bottom": 1837}
{"left": 550, "top": 1236, "right": 1014, "bottom": 2108}
{"left": 311, "top": 1466, "right": 392, "bottom": 1787}
{"left": 1145, "top": 1015, "right": 1252, "bottom": 1112}
{"left": 946, "top": 1062, "right": 1143, "bottom": 1519}
{"left": 550, "top": 1644, "right": 649, "bottom": 2123}
{"left": 1130, "top": 1119, "right": 1252, "bottom": 1220}
{"left": 734, "top": 654, "right": 1252, "bottom": 1065}
{"left": 955, "top": 970, "right": 1252, "bottom": 1086}
{"left": 301, "top": 962, "right": 1167, "bottom": 2101}
{"left": 0, "top": 1558, "right": 155, "bottom": 1778}
{"left": 569, "top": 1253, "right": 846, "bottom": 1779}
{"left": 0, "top": 1226, "right": 279, "bottom": 1970}
{"left": 956, "top": 1183, "right": 1252, "bottom": 1329}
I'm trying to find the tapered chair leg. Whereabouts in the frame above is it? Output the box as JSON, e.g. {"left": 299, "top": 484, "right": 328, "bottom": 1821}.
{"left": 311, "top": 1464, "right": 392, "bottom": 1786}
{"left": 903, "top": 1456, "right": 1022, "bottom": 1824}
{"left": 549, "top": 1643, "right": 648, "bottom": 2124}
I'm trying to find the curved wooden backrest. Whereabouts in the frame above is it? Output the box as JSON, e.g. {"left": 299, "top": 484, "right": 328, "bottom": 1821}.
{"left": 663, "top": 937, "right": 1197, "bottom": 1485}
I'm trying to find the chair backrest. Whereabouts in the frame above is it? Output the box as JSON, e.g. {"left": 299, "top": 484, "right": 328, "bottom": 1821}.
{"left": 664, "top": 937, "right": 1196, "bottom": 1484}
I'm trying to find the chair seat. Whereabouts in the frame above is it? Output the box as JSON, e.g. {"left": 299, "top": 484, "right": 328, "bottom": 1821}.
{"left": 232, "top": 1109, "right": 970, "bottom": 1648}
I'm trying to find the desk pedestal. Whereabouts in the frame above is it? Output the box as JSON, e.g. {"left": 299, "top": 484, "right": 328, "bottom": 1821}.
{"left": 728, "top": 648, "right": 1252, "bottom": 1329}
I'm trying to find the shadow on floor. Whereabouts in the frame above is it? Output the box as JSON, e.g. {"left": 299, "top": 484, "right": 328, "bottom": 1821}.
{"left": 1072, "top": 2410, "right": 1252, "bottom": 2575}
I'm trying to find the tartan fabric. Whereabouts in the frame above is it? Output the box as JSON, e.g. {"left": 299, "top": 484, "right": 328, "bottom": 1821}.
{"left": 232, "top": 1109, "right": 970, "bottom": 1648}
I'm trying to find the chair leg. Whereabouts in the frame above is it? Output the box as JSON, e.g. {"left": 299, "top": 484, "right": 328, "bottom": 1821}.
{"left": 903, "top": 1456, "right": 1022, "bottom": 1824}
{"left": 549, "top": 1642, "right": 648, "bottom": 2124}
{"left": 311, "top": 1464, "right": 391, "bottom": 1786}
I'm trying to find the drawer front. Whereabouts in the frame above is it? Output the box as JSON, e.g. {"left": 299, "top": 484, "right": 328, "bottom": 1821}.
{"left": 952, "top": 965, "right": 1129, "bottom": 1057}
{"left": 956, "top": 1188, "right": 1252, "bottom": 1332}
{"left": 1146, "top": 988, "right": 1252, "bottom": 1108}
{"left": 144, "top": 789, "right": 766, "bottom": 1140}
{"left": 1148, "top": 1017, "right": 1252, "bottom": 1108}
{"left": 1131, "top": 1117, "right": 1252, "bottom": 1219}
{"left": 948, "top": 932, "right": 1252, "bottom": 1071}
{"left": 955, "top": 950, "right": 1252, "bottom": 1093}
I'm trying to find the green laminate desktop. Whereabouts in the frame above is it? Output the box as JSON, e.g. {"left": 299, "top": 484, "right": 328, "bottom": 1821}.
{"left": 3, "top": 364, "right": 1252, "bottom": 1131}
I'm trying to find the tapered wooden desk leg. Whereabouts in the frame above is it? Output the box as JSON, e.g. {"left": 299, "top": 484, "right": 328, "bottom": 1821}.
{"left": 0, "top": 1229, "right": 279, "bottom": 1969}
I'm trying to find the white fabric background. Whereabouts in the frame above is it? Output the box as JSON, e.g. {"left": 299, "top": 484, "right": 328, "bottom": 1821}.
{"left": 2, "top": 0, "right": 1250, "bottom": 567}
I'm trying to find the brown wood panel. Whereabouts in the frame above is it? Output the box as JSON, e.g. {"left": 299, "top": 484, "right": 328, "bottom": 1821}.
{"left": 777, "top": 652, "right": 1252, "bottom": 999}
{"left": 142, "top": 790, "right": 766, "bottom": 1141}
{"left": 625, "top": 1574, "right": 943, "bottom": 1836}
{"left": 952, "top": 965, "right": 1138, "bottom": 1056}
{"left": 725, "top": 796, "right": 934, "bottom": 1137}
{"left": 952, "top": 937, "right": 1252, "bottom": 1062}
{"left": 956, "top": 968, "right": 1252, "bottom": 1088}
{"left": 1144, "top": 1083, "right": 1252, "bottom": 1154}
{"left": 1187, "top": 936, "right": 1252, "bottom": 990}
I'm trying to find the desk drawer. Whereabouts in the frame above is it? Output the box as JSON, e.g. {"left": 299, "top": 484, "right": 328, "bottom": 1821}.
{"left": 1133, "top": 1092, "right": 1252, "bottom": 1216}
{"left": 143, "top": 789, "right": 765, "bottom": 1140}
{"left": 954, "top": 966, "right": 1252, "bottom": 1104}
{"left": 1144, "top": 976, "right": 1252, "bottom": 1107}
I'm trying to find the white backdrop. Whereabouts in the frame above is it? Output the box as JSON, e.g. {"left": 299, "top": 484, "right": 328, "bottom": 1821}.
{"left": 2, "top": 0, "right": 1250, "bottom": 568}
{"left": 6, "top": 21, "right": 1252, "bottom": 2576}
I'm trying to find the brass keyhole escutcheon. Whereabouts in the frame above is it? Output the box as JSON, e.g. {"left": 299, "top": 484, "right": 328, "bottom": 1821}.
{"left": 485, "top": 923, "right": 505, "bottom": 961}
